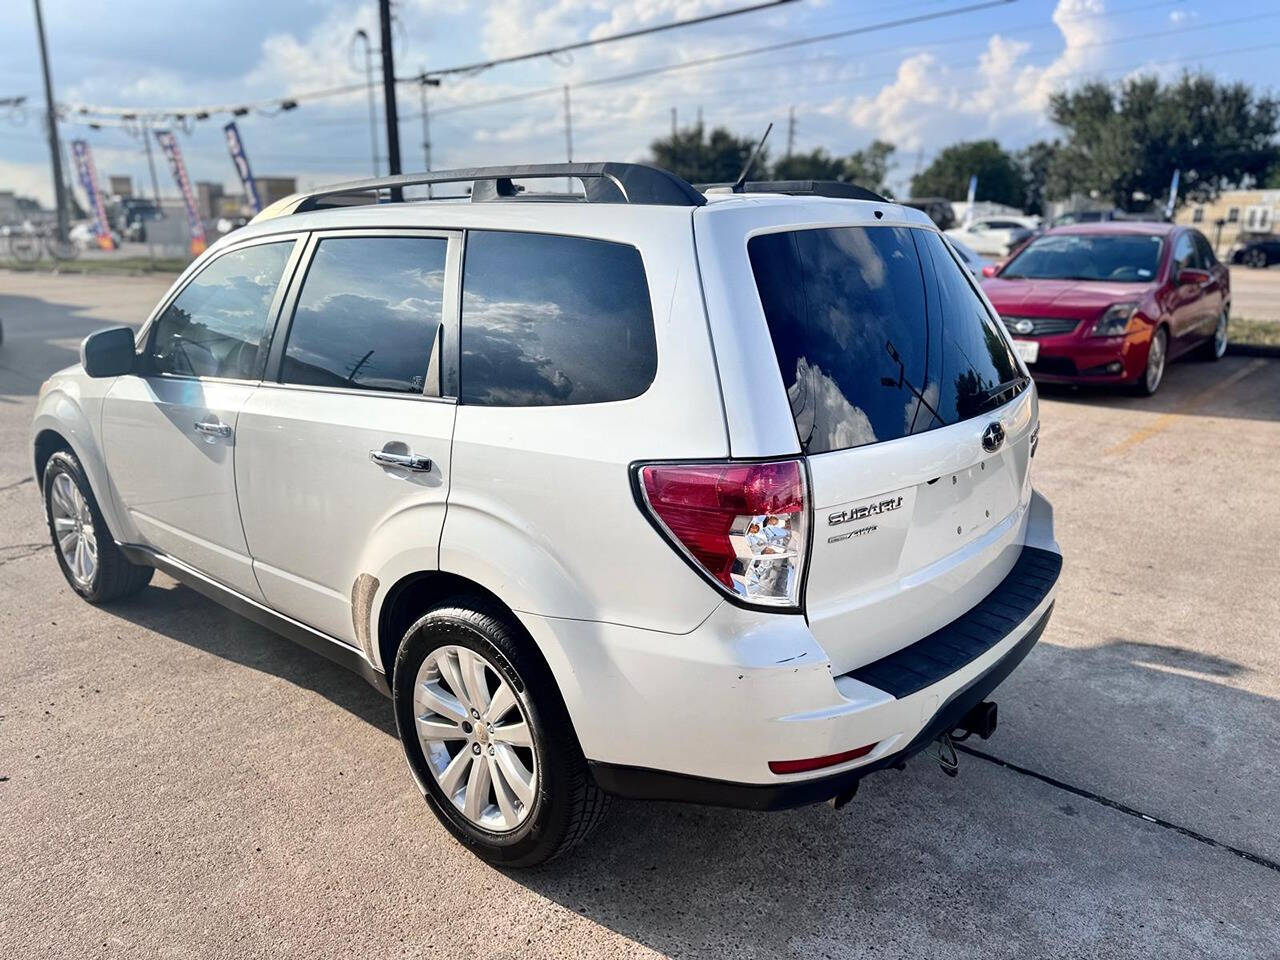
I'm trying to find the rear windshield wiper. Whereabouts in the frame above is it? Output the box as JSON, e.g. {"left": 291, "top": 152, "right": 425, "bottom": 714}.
{"left": 975, "top": 375, "right": 1030, "bottom": 409}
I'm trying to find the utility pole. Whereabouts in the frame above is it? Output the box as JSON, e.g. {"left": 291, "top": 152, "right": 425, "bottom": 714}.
{"left": 786, "top": 106, "right": 795, "bottom": 158}
{"left": 563, "top": 85, "right": 573, "bottom": 192}
{"left": 32, "top": 0, "right": 68, "bottom": 243}
{"left": 419, "top": 73, "right": 438, "bottom": 195}
{"left": 354, "top": 29, "right": 379, "bottom": 176}
{"left": 670, "top": 107, "right": 677, "bottom": 176}
{"left": 378, "top": 0, "right": 402, "bottom": 200}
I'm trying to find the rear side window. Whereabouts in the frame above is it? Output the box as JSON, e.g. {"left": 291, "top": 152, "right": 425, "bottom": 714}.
{"left": 460, "top": 231, "right": 656, "bottom": 406}
{"left": 748, "top": 225, "right": 1023, "bottom": 455}
{"left": 282, "top": 236, "right": 447, "bottom": 394}
{"left": 150, "top": 241, "right": 293, "bottom": 380}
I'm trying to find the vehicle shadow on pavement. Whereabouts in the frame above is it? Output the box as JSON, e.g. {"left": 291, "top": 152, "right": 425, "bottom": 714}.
{"left": 95, "top": 579, "right": 1280, "bottom": 959}
{"left": 100, "top": 579, "right": 397, "bottom": 737}
{"left": 1034, "top": 355, "right": 1279, "bottom": 422}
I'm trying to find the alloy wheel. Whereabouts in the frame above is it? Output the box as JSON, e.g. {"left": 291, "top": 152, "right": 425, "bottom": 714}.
{"left": 1213, "top": 311, "right": 1229, "bottom": 358}
{"left": 413, "top": 644, "right": 537, "bottom": 832}
{"left": 1245, "top": 249, "right": 1267, "bottom": 269}
{"left": 1145, "top": 330, "right": 1167, "bottom": 394}
{"left": 49, "top": 472, "right": 97, "bottom": 587}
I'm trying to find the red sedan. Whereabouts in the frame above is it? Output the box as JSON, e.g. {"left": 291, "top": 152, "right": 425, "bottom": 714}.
{"left": 981, "top": 222, "right": 1230, "bottom": 395}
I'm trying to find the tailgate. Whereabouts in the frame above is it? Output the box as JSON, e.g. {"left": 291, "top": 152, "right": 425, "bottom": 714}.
{"left": 805, "top": 389, "right": 1035, "bottom": 674}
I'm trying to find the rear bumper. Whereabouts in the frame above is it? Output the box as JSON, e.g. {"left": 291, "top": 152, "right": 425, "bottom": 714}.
{"left": 590, "top": 602, "right": 1053, "bottom": 810}
{"left": 520, "top": 491, "right": 1061, "bottom": 805}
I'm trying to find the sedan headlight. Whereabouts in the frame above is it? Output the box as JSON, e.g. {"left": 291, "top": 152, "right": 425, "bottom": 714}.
{"left": 1090, "top": 302, "right": 1140, "bottom": 337}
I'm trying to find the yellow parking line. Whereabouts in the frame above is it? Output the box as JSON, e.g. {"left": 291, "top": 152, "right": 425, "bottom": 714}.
{"left": 1104, "top": 358, "right": 1268, "bottom": 457}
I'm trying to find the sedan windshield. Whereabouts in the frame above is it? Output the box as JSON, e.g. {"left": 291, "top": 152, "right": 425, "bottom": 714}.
{"left": 1001, "top": 233, "right": 1164, "bottom": 282}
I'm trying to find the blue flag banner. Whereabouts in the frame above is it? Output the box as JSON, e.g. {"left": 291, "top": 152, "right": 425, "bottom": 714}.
{"left": 223, "top": 121, "right": 261, "bottom": 214}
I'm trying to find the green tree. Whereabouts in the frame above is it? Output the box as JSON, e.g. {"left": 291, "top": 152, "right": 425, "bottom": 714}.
{"left": 771, "top": 140, "right": 896, "bottom": 194}
{"left": 1048, "top": 72, "right": 1280, "bottom": 210}
{"left": 1017, "top": 140, "right": 1063, "bottom": 216}
{"left": 647, "top": 124, "right": 767, "bottom": 185}
{"left": 910, "top": 139, "right": 1025, "bottom": 208}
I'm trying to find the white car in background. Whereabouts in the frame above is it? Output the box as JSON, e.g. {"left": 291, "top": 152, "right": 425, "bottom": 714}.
{"left": 947, "top": 216, "right": 1039, "bottom": 258}
{"left": 31, "top": 164, "right": 1061, "bottom": 867}
{"left": 945, "top": 235, "right": 992, "bottom": 277}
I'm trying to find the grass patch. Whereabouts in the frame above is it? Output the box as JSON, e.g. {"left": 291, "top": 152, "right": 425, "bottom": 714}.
{"left": 1229, "top": 317, "right": 1280, "bottom": 347}
{"left": 0, "top": 256, "right": 188, "bottom": 275}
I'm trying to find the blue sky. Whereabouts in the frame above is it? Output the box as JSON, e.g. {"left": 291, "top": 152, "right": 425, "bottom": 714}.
{"left": 2, "top": 0, "right": 1277, "bottom": 207}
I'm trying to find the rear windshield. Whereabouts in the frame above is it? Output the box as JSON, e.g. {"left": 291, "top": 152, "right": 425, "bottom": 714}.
{"left": 748, "top": 225, "right": 1022, "bottom": 455}
{"left": 1001, "top": 233, "right": 1164, "bottom": 282}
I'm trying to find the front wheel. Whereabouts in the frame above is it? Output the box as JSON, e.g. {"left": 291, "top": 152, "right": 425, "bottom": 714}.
{"left": 392, "top": 599, "right": 609, "bottom": 867}
{"left": 1132, "top": 327, "right": 1168, "bottom": 396}
{"left": 43, "top": 450, "right": 153, "bottom": 603}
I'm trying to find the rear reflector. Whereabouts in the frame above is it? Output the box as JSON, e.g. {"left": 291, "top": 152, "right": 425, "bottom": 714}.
{"left": 637, "top": 459, "right": 809, "bottom": 608}
{"left": 768, "top": 743, "right": 877, "bottom": 775}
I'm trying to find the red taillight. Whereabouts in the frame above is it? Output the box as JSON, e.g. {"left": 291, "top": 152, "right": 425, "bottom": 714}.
{"left": 768, "top": 743, "right": 877, "bottom": 775}
{"left": 637, "top": 459, "right": 809, "bottom": 608}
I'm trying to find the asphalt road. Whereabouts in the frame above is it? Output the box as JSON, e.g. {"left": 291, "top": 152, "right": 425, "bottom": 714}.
{"left": 1, "top": 272, "right": 1278, "bottom": 959}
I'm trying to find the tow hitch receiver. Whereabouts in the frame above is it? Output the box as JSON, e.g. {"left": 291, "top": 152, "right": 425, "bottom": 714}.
{"left": 955, "top": 700, "right": 998, "bottom": 741}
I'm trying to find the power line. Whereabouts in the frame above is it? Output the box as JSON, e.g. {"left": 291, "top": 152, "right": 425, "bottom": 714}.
{"left": 404, "top": 0, "right": 799, "bottom": 82}
{"left": 57, "top": 0, "right": 798, "bottom": 123}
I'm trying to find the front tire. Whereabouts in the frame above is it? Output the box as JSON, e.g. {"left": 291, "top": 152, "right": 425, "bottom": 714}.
{"left": 1132, "top": 327, "right": 1168, "bottom": 396}
{"left": 42, "top": 450, "right": 153, "bottom": 603}
{"left": 392, "top": 599, "right": 609, "bottom": 867}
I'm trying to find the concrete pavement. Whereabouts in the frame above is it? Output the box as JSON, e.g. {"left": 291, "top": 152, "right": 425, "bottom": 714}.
{"left": 1, "top": 271, "right": 1277, "bottom": 959}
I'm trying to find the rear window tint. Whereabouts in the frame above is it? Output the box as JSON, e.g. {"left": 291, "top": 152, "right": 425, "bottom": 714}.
{"left": 460, "top": 231, "right": 656, "bottom": 406}
{"left": 748, "top": 225, "right": 1022, "bottom": 455}
{"left": 916, "top": 230, "right": 1021, "bottom": 423}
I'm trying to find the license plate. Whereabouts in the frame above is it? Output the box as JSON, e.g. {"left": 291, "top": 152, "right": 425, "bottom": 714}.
{"left": 1012, "top": 339, "right": 1039, "bottom": 364}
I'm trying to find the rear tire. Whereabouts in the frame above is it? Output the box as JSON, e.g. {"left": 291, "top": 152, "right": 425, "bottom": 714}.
{"left": 1243, "top": 248, "right": 1268, "bottom": 269}
{"left": 1196, "top": 309, "right": 1228, "bottom": 361}
{"left": 392, "top": 598, "right": 610, "bottom": 867}
{"left": 42, "top": 450, "right": 153, "bottom": 603}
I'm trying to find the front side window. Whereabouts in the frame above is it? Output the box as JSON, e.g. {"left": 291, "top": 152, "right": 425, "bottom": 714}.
{"left": 748, "top": 225, "right": 1024, "bottom": 456}
{"left": 460, "top": 231, "right": 656, "bottom": 406}
{"left": 149, "top": 241, "right": 293, "bottom": 379}
{"left": 1172, "top": 232, "right": 1199, "bottom": 275}
{"left": 281, "top": 236, "right": 448, "bottom": 394}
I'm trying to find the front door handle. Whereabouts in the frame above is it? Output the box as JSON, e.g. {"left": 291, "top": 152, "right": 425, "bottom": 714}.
{"left": 194, "top": 419, "right": 233, "bottom": 439}
{"left": 370, "top": 449, "right": 432, "bottom": 472}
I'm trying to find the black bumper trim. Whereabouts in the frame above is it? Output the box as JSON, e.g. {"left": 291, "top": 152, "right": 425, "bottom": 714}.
{"left": 589, "top": 600, "right": 1056, "bottom": 812}
{"left": 847, "top": 546, "right": 1062, "bottom": 699}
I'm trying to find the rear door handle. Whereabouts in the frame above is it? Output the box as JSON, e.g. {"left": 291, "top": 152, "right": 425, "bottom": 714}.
{"left": 370, "top": 450, "right": 432, "bottom": 472}
{"left": 194, "top": 419, "right": 233, "bottom": 439}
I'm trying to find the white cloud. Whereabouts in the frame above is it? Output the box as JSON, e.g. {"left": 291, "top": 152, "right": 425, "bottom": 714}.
{"left": 845, "top": 0, "right": 1113, "bottom": 153}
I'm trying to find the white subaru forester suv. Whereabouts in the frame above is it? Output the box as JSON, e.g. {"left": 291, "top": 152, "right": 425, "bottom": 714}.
{"left": 32, "top": 164, "right": 1061, "bottom": 866}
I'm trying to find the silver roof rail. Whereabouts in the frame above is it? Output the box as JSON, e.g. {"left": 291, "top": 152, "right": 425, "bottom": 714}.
{"left": 253, "top": 162, "right": 706, "bottom": 222}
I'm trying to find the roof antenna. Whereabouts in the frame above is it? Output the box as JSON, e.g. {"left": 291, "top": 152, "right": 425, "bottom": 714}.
{"left": 732, "top": 122, "right": 773, "bottom": 193}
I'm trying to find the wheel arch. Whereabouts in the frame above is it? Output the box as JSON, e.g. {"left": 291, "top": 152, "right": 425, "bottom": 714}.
{"left": 376, "top": 570, "right": 535, "bottom": 685}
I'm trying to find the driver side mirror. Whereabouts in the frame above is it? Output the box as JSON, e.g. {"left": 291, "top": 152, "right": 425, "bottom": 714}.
{"left": 81, "top": 326, "right": 137, "bottom": 378}
{"left": 1178, "top": 267, "right": 1210, "bottom": 286}
{"left": 981, "top": 264, "right": 999, "bottom": 278}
